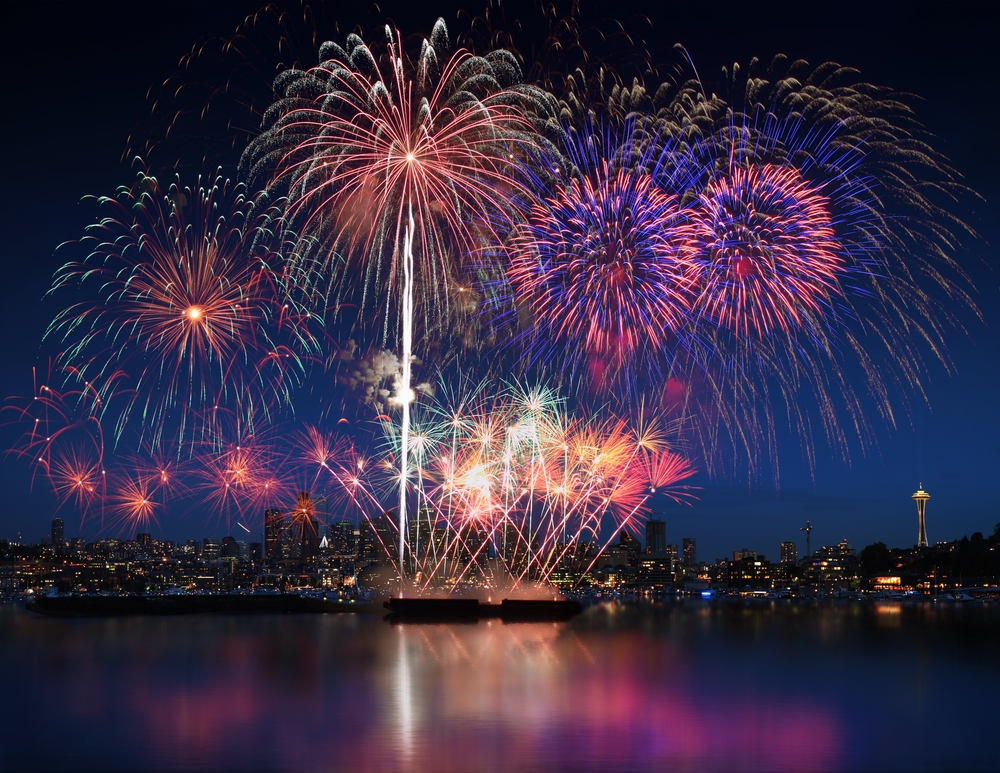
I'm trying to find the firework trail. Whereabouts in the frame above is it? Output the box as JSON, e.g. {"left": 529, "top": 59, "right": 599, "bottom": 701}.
{"left": 45, "top": 173, "right": 321, "bottom": 453}
{"left": 242, "top": 19, "right": 549, "bottom": 576}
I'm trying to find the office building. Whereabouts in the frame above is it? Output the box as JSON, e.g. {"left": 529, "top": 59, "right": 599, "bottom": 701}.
{"left": 264, "top": 509, "right": 285, "bottom": 563}
{"left": 645, "top": 519, "right": 667, "bottom": 555}
{"left": 682, "top": 537, "right": 696, "bottom": 566}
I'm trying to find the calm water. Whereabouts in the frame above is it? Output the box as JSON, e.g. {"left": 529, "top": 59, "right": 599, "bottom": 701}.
{"left": 1, "top": 600, "right": 997, "bottom": 772}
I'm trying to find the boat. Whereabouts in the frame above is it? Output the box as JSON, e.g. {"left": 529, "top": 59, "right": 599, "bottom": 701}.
{"left": 383, "top": 596, "right": 583, "bottom": 623}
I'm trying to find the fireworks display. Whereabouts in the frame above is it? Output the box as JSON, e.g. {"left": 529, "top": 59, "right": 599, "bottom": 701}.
{"left": 2, "top": 8, "right": 981, "bottom": 590}
{"left": 240, "top": 21, "right": 553, "bottom": 569}
{"left": 367, "top": 380, "right": 696, "bottom": 590}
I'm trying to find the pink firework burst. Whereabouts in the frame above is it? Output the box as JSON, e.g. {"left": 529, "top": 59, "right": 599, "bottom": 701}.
{"left": 243, "top": 20, "right": 544, "bottom": 338}
{"left": 689, "top": 163, "right": 845, "bottom": 337}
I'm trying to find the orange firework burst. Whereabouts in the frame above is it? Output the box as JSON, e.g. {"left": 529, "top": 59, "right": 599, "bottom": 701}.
{"left": 46, "top": 173, "right": 321, "bottom": 452}
{"left": 110, "top": 474, "right": 158, "bottom": 535}
{"left": 48, "top": 444, "right": 106, "bottom": 515}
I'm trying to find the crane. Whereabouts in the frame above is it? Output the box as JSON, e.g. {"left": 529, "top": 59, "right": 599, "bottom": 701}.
{"left": 800, "top": 520, "right": 813, "bottom": 558}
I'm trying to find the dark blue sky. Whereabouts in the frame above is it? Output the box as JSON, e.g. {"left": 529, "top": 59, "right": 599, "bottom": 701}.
{"left": 1, "top": 2, "right": 996, "bottom": 560}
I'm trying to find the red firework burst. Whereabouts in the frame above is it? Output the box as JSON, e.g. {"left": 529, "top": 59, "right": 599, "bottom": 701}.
{"left": 46, "top": 174, "right": 319, "bottom": 451}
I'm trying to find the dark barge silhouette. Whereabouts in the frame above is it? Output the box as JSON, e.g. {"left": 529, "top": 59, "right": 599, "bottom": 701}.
{"left": 383, "top": 596, "right": 583, "bottom": 622}
{"left": 25, "top": 593, "right": 381, "bottom": 617}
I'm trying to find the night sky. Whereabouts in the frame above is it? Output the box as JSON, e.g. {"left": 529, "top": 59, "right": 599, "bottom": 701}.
{"left": 1, "top": 1, "right": 996, "bottom": 562}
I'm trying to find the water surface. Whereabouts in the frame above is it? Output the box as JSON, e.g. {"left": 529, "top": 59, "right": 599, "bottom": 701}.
{"left": 1, "top": 601, "right": 996, "bottom": 772}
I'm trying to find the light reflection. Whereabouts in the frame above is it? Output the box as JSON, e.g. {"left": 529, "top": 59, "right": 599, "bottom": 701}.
{"left": 4, "top": 604, "right": 998, "bottom": 772}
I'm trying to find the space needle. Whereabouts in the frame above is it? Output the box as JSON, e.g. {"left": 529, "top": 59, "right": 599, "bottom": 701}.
{"left": 912, "top": 484, "right": 930, "bottom": 548}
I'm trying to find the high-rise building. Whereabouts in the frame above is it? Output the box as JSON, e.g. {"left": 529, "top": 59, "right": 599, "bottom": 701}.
{"left": 682, "top": 537, "right": 696, "bottom": 566}
{"left": 289, "top": 492, "right": 320, "bottom": 562}
{"left": 459, "top": 524, "right": 489, "bottom": 569}
{"left": 912, "top": 484, "right": 930, "bottom": 548}
{"left": 264, "top": 509, "right": 285, "bottom": 562}
{"left": 780, "top": 541, "right": 798, "bottom": 564}
{"left": 666, "top": 543, "right": 678, "bottom": 568}
{"left": 502, "top": 521, "right": 530, "bottom": 574}
{"left": 202, "top": 538, "right": 221, "bottom": 560}
{"left": 358, "top": 518, "right": 380, "bottom": 564}
{"left": 408, "top": 507, "right": 436, "bottom": 569}
{"left": 372, "top": 511, "right": 398, "bottom": 564}
{"left": 645, "top": 519, "right": 667, "bottom": 555}
{"left": 51, "top": 518, "right": 64, "bottom": 547}
{"left": 619, "top": 530, "right": 642, "bottom": 566}
{"left": 330, "top": 520, "right": 356, "bottom": 557}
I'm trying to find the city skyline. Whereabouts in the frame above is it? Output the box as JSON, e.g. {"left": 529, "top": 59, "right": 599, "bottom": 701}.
{"left": 0, "top": 2, "right": 996, "bottom": 566}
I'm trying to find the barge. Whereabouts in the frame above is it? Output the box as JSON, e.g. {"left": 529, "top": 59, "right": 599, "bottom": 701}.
{"left": 25, "top": 592, "right": 382, "bottom": 617}
{"left": 383, "top": 596, "right": 583, "bottom": 622}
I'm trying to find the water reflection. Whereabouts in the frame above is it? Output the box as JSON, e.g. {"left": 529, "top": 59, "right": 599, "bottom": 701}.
{"left": 1, "top": 602, "right": 997, "bottom": 772}
{"left": 385, "top": 620, "right": 841, "bottom": 772}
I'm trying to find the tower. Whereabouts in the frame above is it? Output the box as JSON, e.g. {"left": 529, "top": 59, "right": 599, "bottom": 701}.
{"left": 264, "top": 509, "right": 285, "bottom": 563}
{"left": 682, "top": 537, "right": 696, "bottom": 566}
{"left": 912, "top": 484, "right": 930, "bottom": 548}
{"left": 645, "top": 519, "right": 667, "bottom": 555}
{"left": 799, "top": 520, "right": 813, "bottom": 558}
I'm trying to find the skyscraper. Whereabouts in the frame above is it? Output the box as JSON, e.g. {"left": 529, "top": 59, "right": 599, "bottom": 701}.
{"left": 289, "top": 492, "right": 320, "bottom": 561}
{"left": 264, "top": 509, "right": 285, "bottom": 563}
{"left": 912, "top": 484, "right": 930, "bottom": 548}
{"left": 780, "top": 541, "right": 798, "bottom": 564}
{"left": 645, "top": 519, "right": 666, "bottom": 555}
{"left": 682, "top": 537, "right": 696, "bottom": 566}
{"left": 619, "top": 530, "right": 642, "bottom": 566}
{"left": 51, "top": 518, "right": 64, "bottom": 547}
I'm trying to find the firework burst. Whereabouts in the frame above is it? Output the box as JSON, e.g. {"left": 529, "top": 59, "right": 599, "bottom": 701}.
{"left": 641, "top": 55, "right": 979, "bottom": 476}
{"left": 46, "top": 173, "right": 320, "bottom": 452}
{"left": 688, "top": 163, "right": 844, "bottom": 337}
{"left": 500, "top": 125, "right": 699, "bottom": 393}
{"left": 242, "top": 19, "right": 545, "bottom": 340}
{"left": 375, "top": 379, "right": 696, "bottom": 591}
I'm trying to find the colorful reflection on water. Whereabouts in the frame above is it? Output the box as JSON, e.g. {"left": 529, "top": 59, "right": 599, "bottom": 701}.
{"left": 1, "top": 601, "right": 997, "bottom": 772}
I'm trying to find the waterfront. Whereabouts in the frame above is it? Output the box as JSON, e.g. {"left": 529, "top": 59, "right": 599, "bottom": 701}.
{"left": 1, "top": 600, "right": 997, "bottom": 772}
